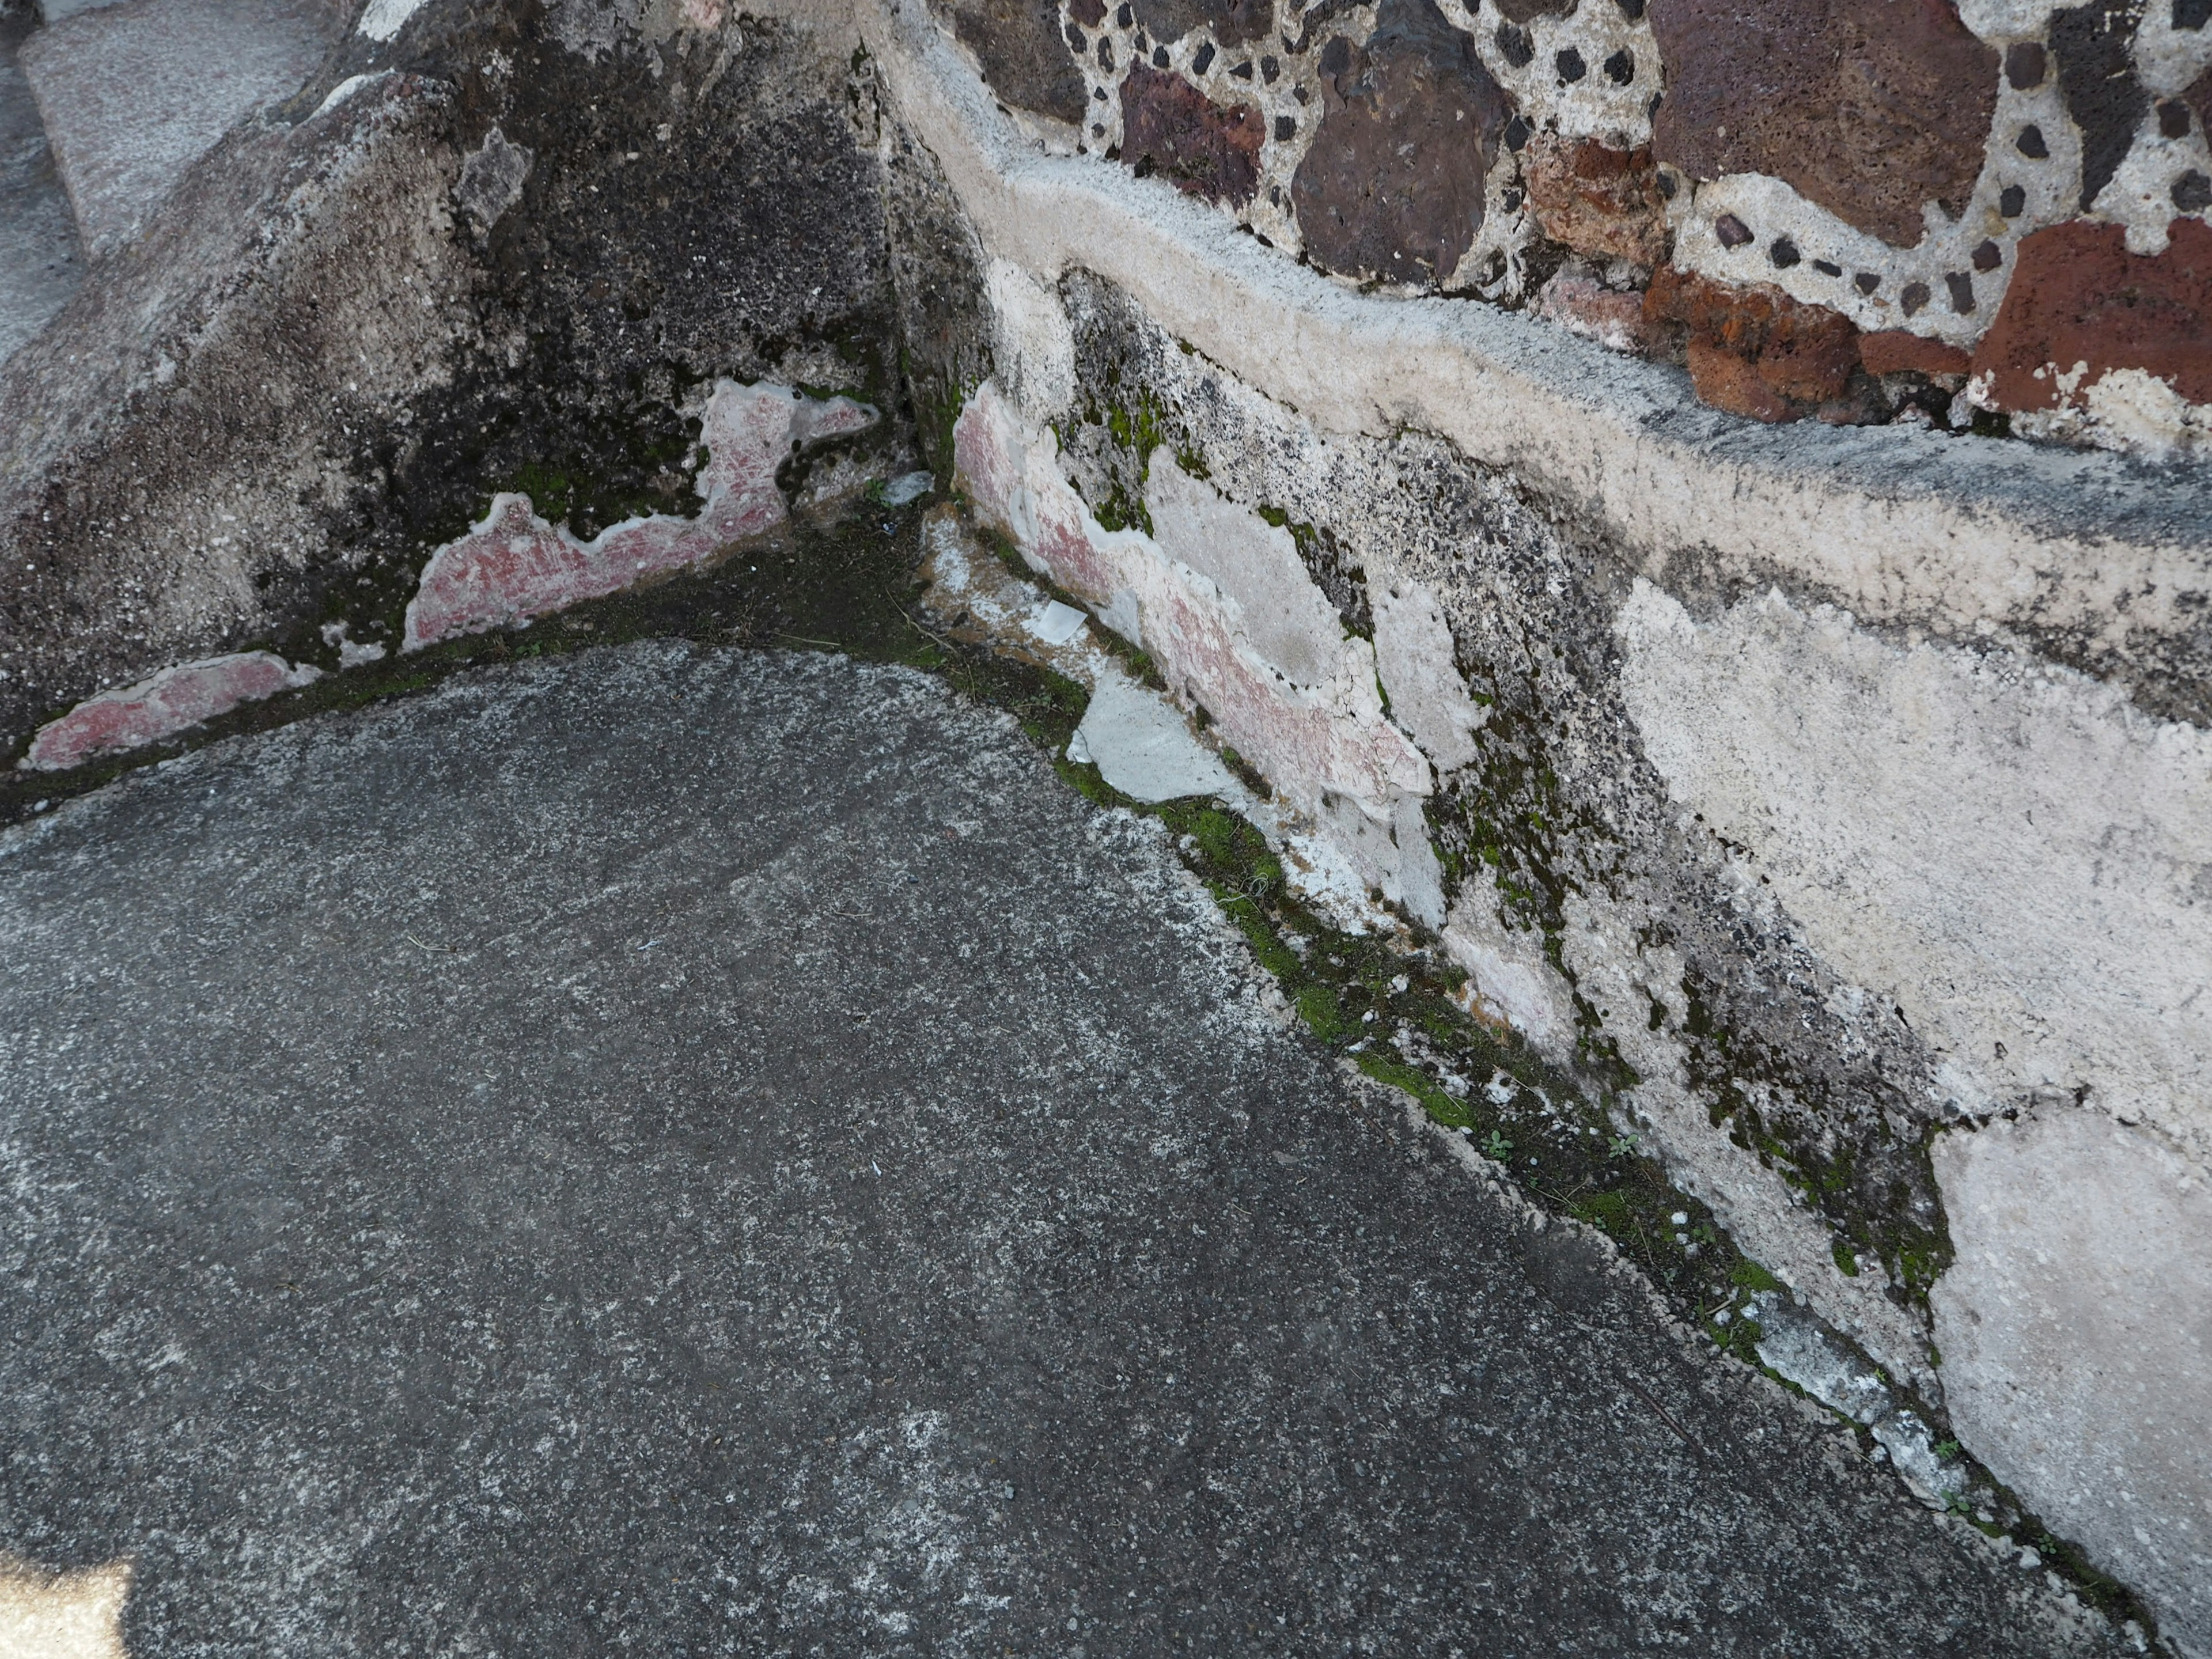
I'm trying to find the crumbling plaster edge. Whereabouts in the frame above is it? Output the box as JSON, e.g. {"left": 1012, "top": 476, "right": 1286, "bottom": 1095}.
{"left": 831, "top": 0, "right": 2212, "bottom": 703}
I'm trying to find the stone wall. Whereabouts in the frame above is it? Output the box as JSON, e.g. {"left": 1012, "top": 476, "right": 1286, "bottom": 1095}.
{"left": 934, "top": 0, "right": 2212, "bottom": 459}
{"left": 0, "top": 0, "right": 2205, "bottom": 1649}
{"left": 854, "top": 1, "right": 2212, "bottom": 1647}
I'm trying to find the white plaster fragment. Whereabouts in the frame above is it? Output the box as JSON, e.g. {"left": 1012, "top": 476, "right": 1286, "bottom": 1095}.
{"left": 1070, "top": 669, "right": 1234, "bottom": 804}
{"left": 1145, "top": 461, "right": 1345, "bottom": 692}
{"left": 1616, "top": 580, "right": 2212, "bottom": 1170}
{"left": 313, "top": 71, "right": 389, "bottom": 118}
{"left": 880, "top": 471, "right": 934, "bottom": 507}
{"left": 356, "top": 0, "right": 427, "bottom": 42}
{"left": 1028, "top": 600, "right": 1088, "bottom": 646}
{"left": 454, "top": 128, "right": 533, "bottom": 230}
{"left": 1934, "top": 1110, "right": 2212, "bottom": 1654}
{"left": 984, "top": 257, "right": 1077, "bottom": 423}
{"left": 1747, "top": 1294, "right": 1895, "bottom": 1425}
{"left": 0, "top": 1556, "right": 129, "bottom": 1659}
{"left": 1440, "top": 867, "right": 1575, "bottom": 1047}
{"left": 1371, "top": 575, "right": 1484, "bottom": 771}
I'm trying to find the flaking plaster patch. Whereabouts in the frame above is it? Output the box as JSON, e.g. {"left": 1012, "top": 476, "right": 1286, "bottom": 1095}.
{"left": 955, "top": 381, "right": 1430, "bottom": 827}
{"left": 405, "top": 381, "right": 873, "bottom": 649}
{"left": 1615, "top": 578, "right": 2212, "bottom": 1168}
{"left": 1933, "top": 1109, "right": 2212, "bottom": 1654}
{"left": 983, "top": 257, "right": 1076, "bottom": 422}
{"left": 1146, "top": 460, "right": 1345, "bottom": 692}
{"left": 1440, "top": 866, "right": 1575, "bottom": 1046}
{"left": 357, "top": 0, "right": 428, "bottom": 42}
{"left": 1370, "top": 574, "right": 1484, "bottom": 771}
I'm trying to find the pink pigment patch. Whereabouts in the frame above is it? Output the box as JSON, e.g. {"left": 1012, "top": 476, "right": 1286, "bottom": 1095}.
{"left": 21, "top": 652, "right": 320, "bottom": 771}
{"left": 403, "top": 381, "right": 874, "bottom": 650}
{"left": 957, "top": 380, "right": 1429, "bottom": 817}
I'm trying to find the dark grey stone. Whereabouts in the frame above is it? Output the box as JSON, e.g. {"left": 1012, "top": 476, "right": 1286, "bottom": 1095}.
{"left": 0, "top": 643, "right": 2111, "bottom": 1657}
{"left": 0, "top": 10, "right": 79, "bottom": 368}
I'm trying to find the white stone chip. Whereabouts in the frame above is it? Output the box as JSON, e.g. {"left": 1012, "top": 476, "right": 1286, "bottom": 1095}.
{"left": 1028, "top": 601, "right": 1088, "bottom": 647}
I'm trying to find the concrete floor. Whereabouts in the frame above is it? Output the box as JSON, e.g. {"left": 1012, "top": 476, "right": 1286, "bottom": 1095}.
{"left": 0, "top": 10, "right": 80, "bottom": 369}
{"left": 0, "top": 643, "right": 2115, "bottom": 1657}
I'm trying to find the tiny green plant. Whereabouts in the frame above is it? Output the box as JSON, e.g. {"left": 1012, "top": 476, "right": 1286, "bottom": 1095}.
{"left": 1608, "top": 1132, "right": 1639, "bottom": 1160}
{"left": 1483, "top": 1130, "right": 1513, "bottom": 1161}
{"left": 1933, "top": 1439, "right": 1962, "bottom": 1461}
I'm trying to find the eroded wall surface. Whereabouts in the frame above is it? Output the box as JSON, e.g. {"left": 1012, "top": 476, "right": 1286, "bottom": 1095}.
{"left": 0, "top": 0, "right": 2204, "bottom": 1647}
{"left": 859, "top": 2, "right": 2212, "bottom": 1646}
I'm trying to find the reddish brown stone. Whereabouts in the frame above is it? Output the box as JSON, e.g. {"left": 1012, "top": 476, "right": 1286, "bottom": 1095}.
{"left": 941, "top": 0, "right": 1088, "bottom": 123}
{"left": 1069, "top": 0, "right": 1107, "bottom": 22}
{"left": 1289, "top": 0, "right": 1512, "bottom": 286}
{"left": 1859, "top": 328, "right": 1972, "bottom": 377}
{"left": 1493, "top": 0, "right": 1576, "bottom": 16}
{"left": 1971, "top": 218, "right": 2212, "bottom": 411}
{"left": 1522, "top": 135, "right": 1669, "bottom": 267}
{"left": 1131, "top": 0, "right": 1271, "bottom": 47}
{"left": 1686, "top": 339, "right": 1798, "bottom": 422}
{"left": 1119, "top": 61, "right": 1265, "bottom": 206}
{"left": 1646, "top": 264, "right": 1863, "bottom": 421}
{"left": 1647, "top": 0, "right": 1999, "bottom": 249}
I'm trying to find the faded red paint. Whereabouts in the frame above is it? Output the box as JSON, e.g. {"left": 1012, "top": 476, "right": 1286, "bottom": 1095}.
{"left": 403, "top": 381, "right": 872, "bottom": 650}
{"left": 22, "top": 652, "right": 317, "bottom": 771}
{"left": 956, "top": 382, "right": 1428, "bottom": 817}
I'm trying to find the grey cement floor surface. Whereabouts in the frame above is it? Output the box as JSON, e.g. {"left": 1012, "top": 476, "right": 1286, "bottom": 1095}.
{"left": 0, "top": 643, "right": 2112, "bottom": 1656}
{"left": 0, "top": 11, "right": 80, "bottom": 368}
{"left": 21, "top": 0, "right": 342, "bottom": 260}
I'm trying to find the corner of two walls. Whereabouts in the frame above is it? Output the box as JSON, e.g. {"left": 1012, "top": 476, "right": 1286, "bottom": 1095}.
{"left": 851, "top": 3, "right": 2212, "bottom": 1646}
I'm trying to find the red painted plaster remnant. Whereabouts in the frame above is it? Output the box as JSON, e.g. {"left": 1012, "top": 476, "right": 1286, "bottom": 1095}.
{"left": 1645, "top": 265, "right": 1865, "bottom": 422}
{"left": 953, "top": 384, "right": 1429, "bottom": 819}
{"left": 21, "top": 652, "right": 320, "bottom": 771}
{"left": 1522, "top": 136, "right": 1669, "bottom": 268}
{"left": 1647, "top": 0, "right": 1999, "bottom": 249}
{"left": 1971, "top": 218, "right": 2212, "bottom": 413}
{"left": 403, "top": 381, "right": 873, "bottom": 650}
{"left": 1118, "top": 62, "right": 1264, "bottom": 208}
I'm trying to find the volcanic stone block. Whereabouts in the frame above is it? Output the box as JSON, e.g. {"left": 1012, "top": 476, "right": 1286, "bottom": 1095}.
{"left": 1290, "top": 0, "right": 1512, "bottom": 287}
{"left": 1647, "top": 0, "right": 1999, "bottom": 249}
{"left": 1971, "top": 217, "right": 2212, "bottom": 412}
{"left": 1118, "top": 60, "right": 1264, "bottom": 205}
{"left": 1522, "top": 134, "right": 1669, "bottom": 266}
{"left": 2050, "top": 1, "right": 2147, "bottom": 212}
{"left": 1645, "top": 264, "right": 1863, "bottom": 421}
{"left": 1857, "top": 328, "right": 1971, "bottom": 376}
{"left": 1130, "top": 0, "right": 1272, "bottom": 47}
{"left": 938, "top": 0, "right": 1088, "bottom": 124}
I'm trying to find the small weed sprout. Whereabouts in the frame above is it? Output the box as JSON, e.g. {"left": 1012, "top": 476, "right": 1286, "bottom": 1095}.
{"left": 1483, "top": 1130, "right": 1514, "bottom": 1161}
{"left": 1608, "top": 1132, "right": 1639, "bottom": 1160}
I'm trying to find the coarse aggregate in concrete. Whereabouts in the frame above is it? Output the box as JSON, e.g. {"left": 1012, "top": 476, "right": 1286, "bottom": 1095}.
{"left": 0, "top": 643, "right": 2115, "bottom": 1657}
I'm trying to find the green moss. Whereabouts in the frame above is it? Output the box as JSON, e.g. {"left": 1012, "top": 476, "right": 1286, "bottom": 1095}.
{"left": 1730, "top": 1259, "right": 1785, "bottom": 1294}
{"left": 1357, "top": 1052, "right": 1470, "bottom": 1129}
